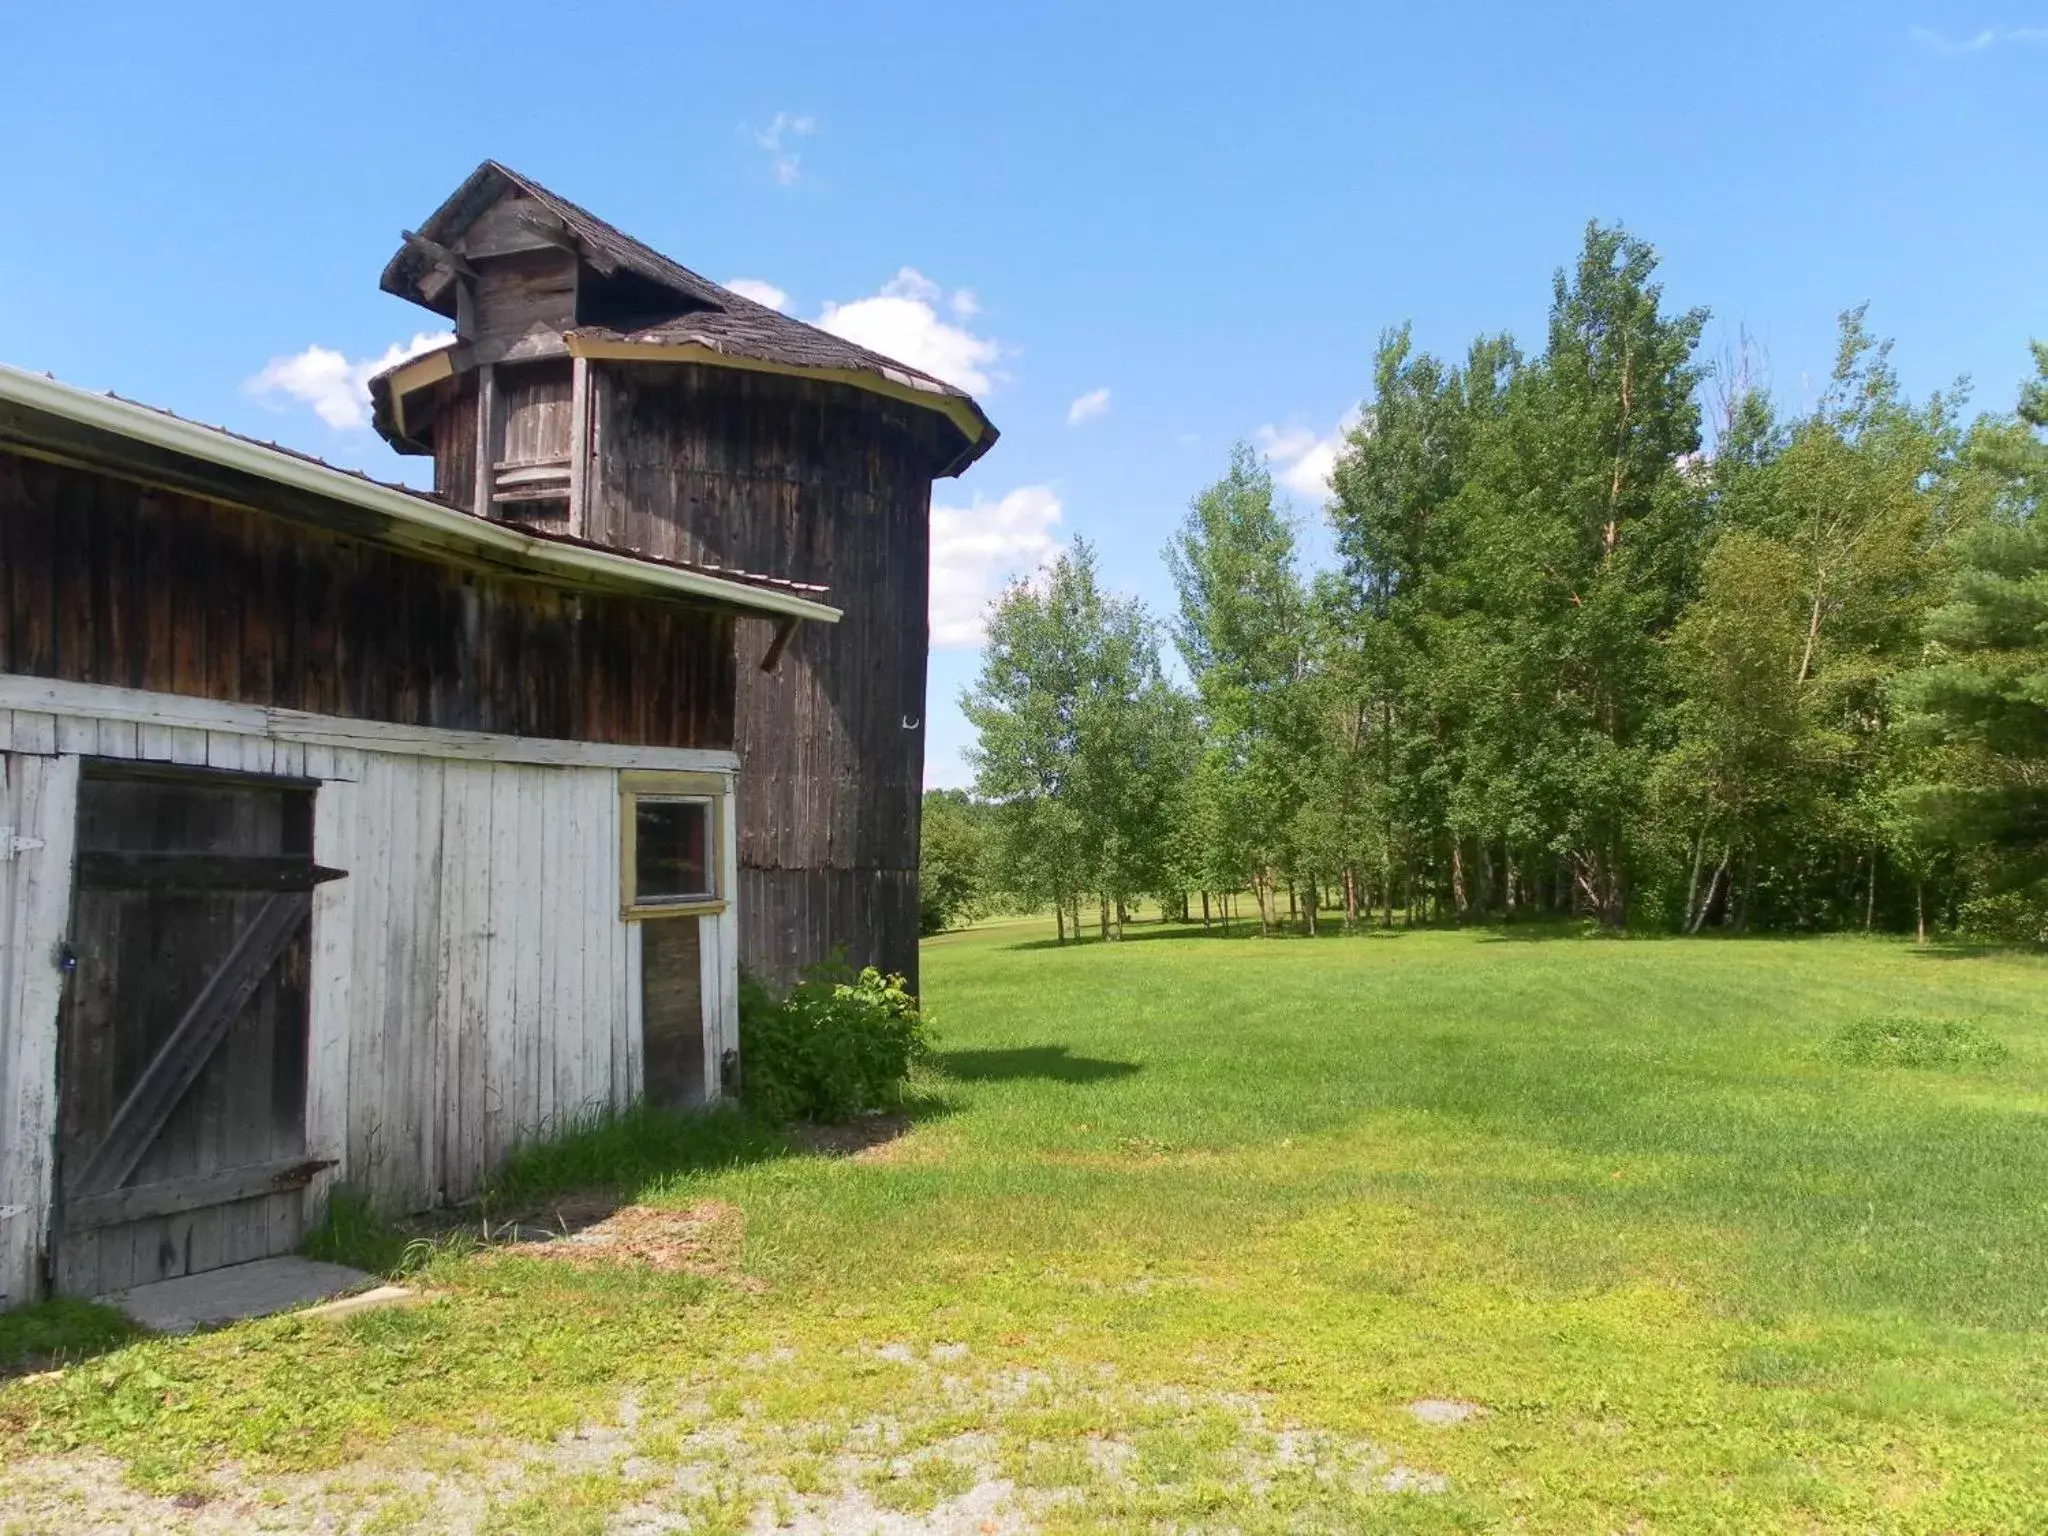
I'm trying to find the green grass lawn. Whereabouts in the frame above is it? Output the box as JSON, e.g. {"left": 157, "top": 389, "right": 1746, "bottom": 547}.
{"left": 5, "top": 923, "right": 2047, "bottom": 1533}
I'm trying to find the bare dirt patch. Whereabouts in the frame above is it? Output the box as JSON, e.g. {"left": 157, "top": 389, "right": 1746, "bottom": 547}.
{"left": 497, "top": 1199, "right": 749, "bottom": 1278}
{"left": 789, "top": 1112, "right": 916, "bottom": 1161}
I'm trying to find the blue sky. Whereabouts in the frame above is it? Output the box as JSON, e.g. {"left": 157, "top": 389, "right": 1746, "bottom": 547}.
{"left": 3, "top": 2, "right": 2043, "bottom": 787}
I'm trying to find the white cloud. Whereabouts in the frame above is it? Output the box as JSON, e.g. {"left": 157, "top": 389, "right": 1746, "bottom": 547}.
{"left": 1067, "top": 387, "right": 1112, "bottom": 426}
{"left": 725, "top": 277, "right": 790, "bottom": 311}
{"left": 930, "top": 485, "right": 1063, "bottom": 647}
{"left": 817, "top": 267, "right": 1003, "bottom": 394}
{"left": 753, "top": 112, "right": 816, "bottom": 184}
{"left": 1909, "top": 25, "right": 2048, "bottom": 52}
{"left": 244, "top": 331, "right": 453, "bottom": 431}
{"left": 1256, "top": 407, "right": 1361, "bottom": 501}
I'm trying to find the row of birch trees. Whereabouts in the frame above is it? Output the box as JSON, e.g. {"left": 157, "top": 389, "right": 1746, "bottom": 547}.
{"left": 956, "top": 224, "right": 2048, "bottom": 941}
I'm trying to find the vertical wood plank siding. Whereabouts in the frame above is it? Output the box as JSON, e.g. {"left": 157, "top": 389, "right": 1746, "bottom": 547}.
{"left": 431, "top": 371, "right": 482, "bottom": 512}
{"left": 0, "top": 450, "right": 735, "bottom": 751}
{"left": 588, "top": 365, "right": 942, "bottom": 986}
{"left": 0, "top": 751, "right": 80, "bottom": 1310}
{"left": 305, "top": 754, "right": 634, "bottom": 1210}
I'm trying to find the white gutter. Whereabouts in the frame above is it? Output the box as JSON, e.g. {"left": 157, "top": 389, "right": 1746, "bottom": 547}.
{"left": 0, "top": 363, "right": 841, "bottom": 626}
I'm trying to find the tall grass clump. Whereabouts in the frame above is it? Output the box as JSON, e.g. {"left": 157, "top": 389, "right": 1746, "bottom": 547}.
{"left": 488, "top": 1103, "right": 787, "bottom": 1208}
{"left": 1828, "top": 1014, "right": 2011, "bottom": 1069}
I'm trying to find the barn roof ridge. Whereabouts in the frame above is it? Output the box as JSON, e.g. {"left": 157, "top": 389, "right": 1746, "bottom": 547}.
{"left": 0, "top": 363, "right": 839, "bottom": 623}
{"left": 374, "top": 160, "right": 996, "bottom": 475}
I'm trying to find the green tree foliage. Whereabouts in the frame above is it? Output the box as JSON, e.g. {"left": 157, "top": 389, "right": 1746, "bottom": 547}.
{"left": 1167, "top": 447, "right": 1316, "bottom": 929}
{"left": 918, "top": 789, "right": 990, "bottom": 934}
{"left": 962, "top": 540, "right": 1194, "bottom": 941}
{"left": 944, "top": 225, "right": 2046, "bottom": 944}
{"left": 1906, "top": 344, "right": 2048, "bottom": 932}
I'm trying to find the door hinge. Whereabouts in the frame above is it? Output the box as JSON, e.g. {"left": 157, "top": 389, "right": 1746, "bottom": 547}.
{"left": 0, "top": 1204, "right": 26, "bottom": 1221}
{"left": 0, "top": 828, "right": 45, "bottom": 860}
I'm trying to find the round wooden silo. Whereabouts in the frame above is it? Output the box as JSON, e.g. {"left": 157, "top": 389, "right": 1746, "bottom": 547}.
{"left": 585, "top": 362, "right": 964, "bottom": 990}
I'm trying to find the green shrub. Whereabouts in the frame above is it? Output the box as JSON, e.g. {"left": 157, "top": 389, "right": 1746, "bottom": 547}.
{"left": 1957, "top": 888, "right": 2048, "bottom": 947}
{"left": 739, "top": 966, "right": 932, "bottom": 1122}
{"left": 1829, "top": 1015, "right": 2011, "bottom": 1069}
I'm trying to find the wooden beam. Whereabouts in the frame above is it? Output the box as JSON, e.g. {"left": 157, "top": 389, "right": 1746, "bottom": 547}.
{"left": 67, "top": 891, "right": 312, "bottom": 1199}
{"left": 77, "top": 852, "right": 348, "bottom": 892}
{"left": 567, "top": 355, "right": 590, "bottom": 538}
{"left": 63, "top": 1155, "right": 335, "bottom": 1230}
{"left": 759, "top": 616, "right": 799, "bottom": 673}
{"left": 473, "top": 363, "right": 496, "bottom": 516}
{"left": 401, "top": 228, "right": 477, "bottom": 280}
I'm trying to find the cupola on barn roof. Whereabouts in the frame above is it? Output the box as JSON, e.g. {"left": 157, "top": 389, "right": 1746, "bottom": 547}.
{"left": 370, "top": 160, "right": 996, "bottom": 477}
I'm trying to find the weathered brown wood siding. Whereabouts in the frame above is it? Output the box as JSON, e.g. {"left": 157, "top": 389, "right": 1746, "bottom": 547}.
{"left": 431, "top": 370, "right": 481, "bottom": 512}
{"left": 0, "top": 449, "right": 734, "bottom": 750}
{"left": 587, "top": 364, "right": 941, "bottom": 987}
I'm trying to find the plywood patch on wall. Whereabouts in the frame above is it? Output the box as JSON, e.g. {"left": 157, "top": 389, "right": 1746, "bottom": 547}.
{"left": 640, "top": 917, "right": 704, "bottom": 1110}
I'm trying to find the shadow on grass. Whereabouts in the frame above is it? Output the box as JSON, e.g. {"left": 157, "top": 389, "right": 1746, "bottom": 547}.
{"left": 933, "top": 1045, "right": 1142, "bottom": 1085}
{"left": 1000, "top": 921, "right": 1424, "bottom": 953}
{"left": 1907, "top": 940, "right": 2046, "bottom": 962}
{"left": 306, "top": 1095, "right": 964, "bottom": 1273}
{"left": 0, "top": 1296, "right": 142, "bottom": 1380}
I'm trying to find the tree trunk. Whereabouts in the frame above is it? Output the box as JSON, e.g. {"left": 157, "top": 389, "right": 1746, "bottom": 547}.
{"left": 1056, "top": 902, "right": 1066, "bottom": 945}
{"left": 1099, "top": 896, "right": 1111, "bottom": 942}
{"left": 1683, "top": 822, "right": 1708, "bottom": 934}
{"left": 1201, "top": 890, "right": 1211, "bottom": 931}
{"left": 1865, "top": 850, "right": 1877, "bottom": 932}
{"left": 1689, "top": 845, "right": 1731, "bottom": 934}
{"left": 1305, "top": 876, "right": 1319, "bottom": 937}
{"left": 1452, "top": 841, "right": 1469, "bottom": 923}
{"left": 1916, "top": 880, "right": 1927, "bottom": 944}
{"left": 1343, "top": 864, "right": 1358, "bottom": 932}
{"left": 1288, "top": 882, "right": 1298, "bottom": 922}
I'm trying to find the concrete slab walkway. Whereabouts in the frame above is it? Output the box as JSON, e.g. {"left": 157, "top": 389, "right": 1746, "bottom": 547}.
{"left": 98, "top": 1257, "right": 371, "bottom": 1333}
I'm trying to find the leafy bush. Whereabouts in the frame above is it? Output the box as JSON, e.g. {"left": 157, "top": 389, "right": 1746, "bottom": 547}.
{"left": 1829, "top": 1015, "right": 2011, "bottom": 1069}
{"left": 1957, "top": 888, "right": 2048, "bottom": 947}
{"left": 739, "top": 966, "right": 932, "bottom": 1122}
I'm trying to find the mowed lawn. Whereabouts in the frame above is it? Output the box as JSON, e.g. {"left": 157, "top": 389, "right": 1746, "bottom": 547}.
{"left": 4, "top": 924, "right": 2047, "bottom": 1533}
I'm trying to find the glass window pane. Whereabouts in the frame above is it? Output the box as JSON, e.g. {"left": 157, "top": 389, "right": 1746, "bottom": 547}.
{"left": 635, "top": 798, "right": 710, "bottom": 902}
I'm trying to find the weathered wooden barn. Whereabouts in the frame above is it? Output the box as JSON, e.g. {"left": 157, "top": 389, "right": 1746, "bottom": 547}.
{"left": 366, "top": 162, "right": 997, "bottom": 987}
{"left": 0, "top": 363, "right": 841, "bottom": 1309}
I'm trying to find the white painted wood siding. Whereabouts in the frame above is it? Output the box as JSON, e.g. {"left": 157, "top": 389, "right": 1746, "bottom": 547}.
{"left": 0, "top": 752, "right": 79, "bottom": 1310}
{"left": 1, "top": 694, "right": 741, "bottom": 1253}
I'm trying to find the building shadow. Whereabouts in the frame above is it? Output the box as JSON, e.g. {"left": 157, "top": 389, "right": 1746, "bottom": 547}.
{"left": 932, "top": 1046, "right": 1142, "bottom": 1085}
{"left": 0, "top": 1297, "right": 143, "bottom": 1380}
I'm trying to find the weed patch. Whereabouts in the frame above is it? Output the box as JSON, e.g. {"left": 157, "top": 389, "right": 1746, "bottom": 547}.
{"left": 1828, "top": 1013, "right": 2011, "bottom": 1068}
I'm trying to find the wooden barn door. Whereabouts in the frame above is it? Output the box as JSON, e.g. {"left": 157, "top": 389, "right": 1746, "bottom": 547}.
{"left": 52, "top": 765, "right": 340, "bottom": 1297}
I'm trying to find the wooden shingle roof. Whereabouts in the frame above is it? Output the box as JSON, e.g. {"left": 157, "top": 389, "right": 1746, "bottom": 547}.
{"left": 378, "top": 161, "right": 996, "bottom": 475}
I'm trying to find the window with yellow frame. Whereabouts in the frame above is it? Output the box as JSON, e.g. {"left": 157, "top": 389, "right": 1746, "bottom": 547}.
{"left": 619, "top": 771, "right": 726, "bottom": 918}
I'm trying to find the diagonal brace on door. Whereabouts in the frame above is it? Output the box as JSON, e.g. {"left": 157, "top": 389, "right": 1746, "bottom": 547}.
{"left": 66, "top": 891, "right": 312, "bottom": 1199}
